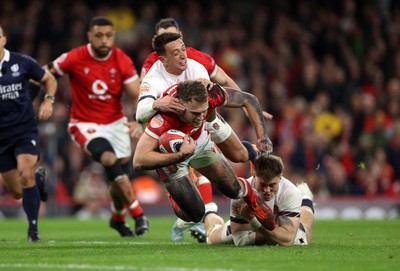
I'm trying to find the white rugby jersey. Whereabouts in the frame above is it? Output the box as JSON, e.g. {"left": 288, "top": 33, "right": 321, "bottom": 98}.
{"left": 136, "top": 58, "right": 209, "bottom": 123}
{"left": 231, "top": 176, "right": 302, "bottom": 220}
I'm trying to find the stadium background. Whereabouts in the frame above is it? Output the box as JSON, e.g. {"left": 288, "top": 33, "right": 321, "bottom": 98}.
{"left": 0, "top": 0, "right": 399, "bottom": 219}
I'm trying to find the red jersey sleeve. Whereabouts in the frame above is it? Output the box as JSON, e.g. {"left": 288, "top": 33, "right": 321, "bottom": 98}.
{"left": 54, "top": 49, "right": 78, "bottom": 75}
{"left": 140, "top": 51, "right": 159, "bottom": 81}
{"left": 208, "top": 83, "right": 228, "bottom": 109}
{"left": 115, "top": 48, "right": 138, "bottom": 84}
{"left": 186, "top": 47, "right": 218, "bottom": 78}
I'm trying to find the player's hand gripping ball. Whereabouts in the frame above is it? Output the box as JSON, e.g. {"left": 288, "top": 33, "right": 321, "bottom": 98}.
{"left": 158, "top": 129, "right": 187, "bottom": 153}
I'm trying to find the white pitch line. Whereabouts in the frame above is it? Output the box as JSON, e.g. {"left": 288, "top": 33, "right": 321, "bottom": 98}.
{"left": 71, "top": 241, "right": 177, "bottom": 245}
{"left": 0, "top": 263, "right": 234, "bottom": 271}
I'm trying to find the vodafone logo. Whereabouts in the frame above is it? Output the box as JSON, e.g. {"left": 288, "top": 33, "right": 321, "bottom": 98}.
{"left": 92, "top": 80, "right": 108, "bottom": 95}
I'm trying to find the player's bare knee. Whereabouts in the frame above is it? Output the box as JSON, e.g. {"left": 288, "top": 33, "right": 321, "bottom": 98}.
{"left": 18, "top": 169, "right": 34, "bottom": 187}
{"left": 9, "top": 189, "right": 22, "bottom": 199}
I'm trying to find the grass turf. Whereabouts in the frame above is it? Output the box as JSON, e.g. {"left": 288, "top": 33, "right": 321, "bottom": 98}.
{"left": 0, "top": 216, "right": 399, "bottom": 271}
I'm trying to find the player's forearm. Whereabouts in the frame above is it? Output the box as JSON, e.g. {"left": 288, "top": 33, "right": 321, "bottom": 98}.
{"left": 42, "top": 70, "right": 57, "bottom": 96}
{"left": 133, "top": 151, "right": 191, "bottom": 172}
{"left": 242, "top": 93, "right": 268, "bottom": 141}
{"left": 136, "top": 99, "right": 157, "bottom": 124}
{"left": 257, "top": 226, "right": 294, "bottom": 246}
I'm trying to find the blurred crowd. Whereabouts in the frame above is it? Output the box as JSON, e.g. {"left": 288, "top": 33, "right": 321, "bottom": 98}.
{"left": 1, "top": 0, "right": 400, "bottom": 215}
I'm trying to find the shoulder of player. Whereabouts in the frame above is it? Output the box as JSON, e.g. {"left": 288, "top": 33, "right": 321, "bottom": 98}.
{"left": 140, "top": 68, "right": 164, "bottom": 87}
{"left": 278, "top": 177, "right": 302, "bottom": 199}
{"left": 186, "top": 47, "right": 211, "bottom": 60}
{"left": 8, "top": 52, "right": 43, "bottom": 73}
{"left": 143, "top": 51, "right": 158, "bottom": 64}
{"left": 186, "top": 59, "right": 209, "bottom": 75}
{"left": 208, "top": 84, "right": 228, "bottom": 103}
{"left": 142, "top": 60, "right": 165, "bottom": 79}
{"left": 112, "top": 46, "right": 130, "bottom": 58}
{"left": 9, "top": 51, "right": 36, "bottom": 64}
{"left": 187, "top": 47, "right": 215, "bottom": 67}
{"left": 63, "top": 44, "right": 90, "bottom": 59}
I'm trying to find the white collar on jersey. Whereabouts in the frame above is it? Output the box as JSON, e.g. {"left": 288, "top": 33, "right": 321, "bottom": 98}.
{"left": 0, "top": 48, "right": 10, "bottom": 63}
{"left": 0, "top": 49, "right": 10, "bottom": 77}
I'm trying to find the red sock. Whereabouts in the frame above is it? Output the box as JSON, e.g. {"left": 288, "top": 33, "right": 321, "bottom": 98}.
{"left": 197, "top": 176, "right": 213, "bottom": 204}
{"left": 111, "top": 204, "right": 126, "bottom": 222}
{"left": 126, "top": 200, "right": 144, "bottom": 218}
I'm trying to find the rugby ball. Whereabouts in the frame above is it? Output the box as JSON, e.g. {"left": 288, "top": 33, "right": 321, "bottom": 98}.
{"left": 159, "top": 129, "right": 186, "bottom": 153}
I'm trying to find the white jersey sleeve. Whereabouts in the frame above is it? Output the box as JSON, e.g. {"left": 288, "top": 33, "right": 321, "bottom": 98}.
{"left": 136, "top": 72, "right": 160, "bottom": 123}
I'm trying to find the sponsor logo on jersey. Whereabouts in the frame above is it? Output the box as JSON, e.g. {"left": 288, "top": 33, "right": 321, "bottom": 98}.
{"left": 212, "top": 122, "right": 220, "bottom": 131}
{"left": 88, "top": 80, "right": 112, "bottom": 100}
{"left": 0, "top": 83, "right": 22, "bottom": 100}
{"left": 92, "top": 80, "right": 108, "bottom": 94}
{"left": 10, "top": 64, "right": 20, "bottom": 76}
{"left": 150, "top": 114, "right": 164, "bottom": 128}
{"left": 109, "top": 68, "right": 117, "bottom": 78}
{"left": 139, "top": 87, "right": 150, "bottom": 94}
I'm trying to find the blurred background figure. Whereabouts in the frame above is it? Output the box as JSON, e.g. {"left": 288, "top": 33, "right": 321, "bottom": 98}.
{"left": 73, "top": 163, "right": 110, "bottom": 220}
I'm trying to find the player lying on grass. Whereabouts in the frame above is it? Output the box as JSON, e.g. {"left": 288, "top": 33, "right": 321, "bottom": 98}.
{"left": 192, "top": 154, "right": 315, "bottom": 246}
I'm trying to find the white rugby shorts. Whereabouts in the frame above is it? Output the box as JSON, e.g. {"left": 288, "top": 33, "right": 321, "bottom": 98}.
{"left": 68, "top": 116, "right": 132, "bottom": 159}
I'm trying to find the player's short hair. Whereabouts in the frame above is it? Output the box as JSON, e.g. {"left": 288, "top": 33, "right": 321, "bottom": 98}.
{"left": 152, "top": 32, "right": 182, "bottom": 55}
{"left": 155, "top": 18, "right": 180, "bottom": 34}
{"left": 254, "top": 155, "right": 284, "bottom": 180}
{"left": 89, "top": 16, "right": 114, "bottom": 30}
{"left": 175, "top": 80, "right": 208, "bottom": 104}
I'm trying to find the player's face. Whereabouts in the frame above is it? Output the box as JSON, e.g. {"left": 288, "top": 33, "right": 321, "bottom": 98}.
{"left": 180, "top": 99, "right": 209, "bottom": 127}
{"left": 88, "top": 25, "right": 115, "bottom": 58}
{"left": 161, "top": 38, "right": 187, "bottom": 75}
{"left": 254, "top": 176, "right": 281, "bottom": 201}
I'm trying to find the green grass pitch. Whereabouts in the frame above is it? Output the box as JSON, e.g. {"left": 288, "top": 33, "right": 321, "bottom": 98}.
{"left": 0, "top": 216, "right": 399, "bottom": 271}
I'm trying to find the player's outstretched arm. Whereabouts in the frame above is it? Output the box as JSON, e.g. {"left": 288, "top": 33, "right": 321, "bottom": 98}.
{"left": 223, "top": 86, "right": 272, "bottom": 153}
{"left": 256, "top": 216, "right": 300, "bottom": 246}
